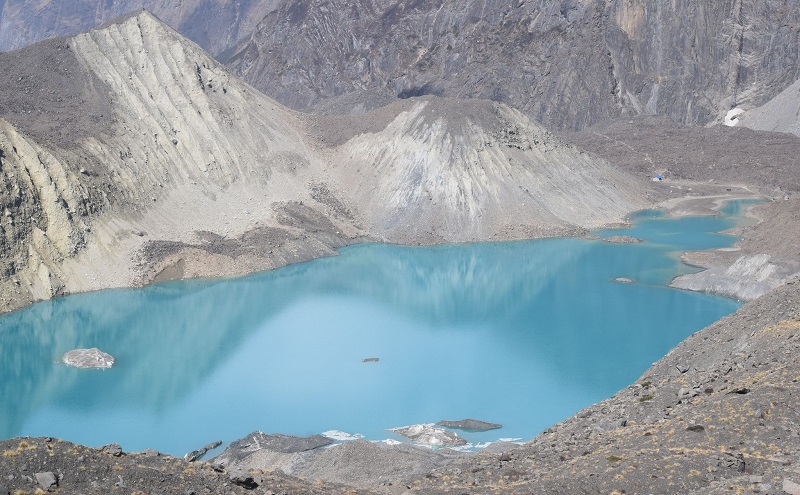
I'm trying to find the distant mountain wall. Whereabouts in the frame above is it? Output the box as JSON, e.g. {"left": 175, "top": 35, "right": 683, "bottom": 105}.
{"left": 0, "top": 0, "right": 280, "bottom": 55}
{"left": 222, "top": 0, "right": 800, "bottom": 130}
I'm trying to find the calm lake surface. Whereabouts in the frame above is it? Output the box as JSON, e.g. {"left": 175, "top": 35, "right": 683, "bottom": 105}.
{"left": 0, "top": 201, "right": 754, "bottom": 454}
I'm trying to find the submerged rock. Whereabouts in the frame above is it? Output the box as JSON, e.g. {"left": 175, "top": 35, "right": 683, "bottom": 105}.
{"left": 61, "top": 348, "right": 114, "bottom": 369}
{"left": 437, "top": 419, "right": 502, "bottom": 431}
{"left": 389, "top": 424, "right": 467, "bottom": 447}
{"left": 602, "top": 236, "right": 644, "bottom": 244}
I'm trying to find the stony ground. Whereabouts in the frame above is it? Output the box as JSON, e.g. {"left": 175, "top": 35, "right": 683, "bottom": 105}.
{"left": 0, "top": 437, "right": 376, "bottom": 495}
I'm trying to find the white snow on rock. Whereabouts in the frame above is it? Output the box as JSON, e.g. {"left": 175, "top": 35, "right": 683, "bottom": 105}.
{"left": 724, "top": 108, "right": 745, "bottom": 126}
{"left": 388, "top": 423, "right": 467, "bottom": 447}
{"left": 61, "top": 348, "right": 115, "bottom": 369}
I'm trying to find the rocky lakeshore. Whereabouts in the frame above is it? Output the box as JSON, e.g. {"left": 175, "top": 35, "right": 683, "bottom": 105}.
{"left": 3, "top": 277, "right": 799, "bottom": 494}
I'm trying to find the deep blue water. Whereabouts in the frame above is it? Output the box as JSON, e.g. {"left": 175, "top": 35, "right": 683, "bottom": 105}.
{"left": 0, "top": 202, "right": 754, "bottom": 454}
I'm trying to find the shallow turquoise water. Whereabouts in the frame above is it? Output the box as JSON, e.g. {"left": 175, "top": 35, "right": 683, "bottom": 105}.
{"left": 0, "top": 202, "right": 753, "bottom": 454}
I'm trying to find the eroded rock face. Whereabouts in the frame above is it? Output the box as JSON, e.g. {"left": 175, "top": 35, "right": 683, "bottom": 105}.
{"left": 223, "top": 0, "right": 800, "bottom": 130}
{"left": 61, "top": 348, "right": 114, "bottom": 369}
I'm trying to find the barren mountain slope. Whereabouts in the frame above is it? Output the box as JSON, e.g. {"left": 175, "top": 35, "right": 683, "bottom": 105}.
{"left": 0, "top": 11, "right": 647, "bottom": 314}
{"left": 0, "top": 0, "right": 280, "bottom": 54}
{"left": 739, "top": 78, "right": 800, "bottom": 137}
{"left": 311, "top": 96, "right": 646, "bottom": 244}
{"left": 222, "top": 0, "right": 800, "bottom": 130}
{"left": 0, "top": 11, "right": 359, "bottom": 315}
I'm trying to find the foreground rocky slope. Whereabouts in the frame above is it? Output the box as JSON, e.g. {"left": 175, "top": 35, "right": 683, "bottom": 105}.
{"left": 0, "top": 11, "right": 646, "bottom": 314}
{"left": 223, "top": 0, "right": 800, "bottom": 130}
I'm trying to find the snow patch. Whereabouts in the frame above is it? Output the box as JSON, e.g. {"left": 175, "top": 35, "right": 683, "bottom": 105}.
{"left": 724, "top": 108, "right": 745, "bottom": 126}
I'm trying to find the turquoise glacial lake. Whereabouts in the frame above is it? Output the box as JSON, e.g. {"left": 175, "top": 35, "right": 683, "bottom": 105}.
{"left": 0, "top": 201, "right": 754, "bottom": 455}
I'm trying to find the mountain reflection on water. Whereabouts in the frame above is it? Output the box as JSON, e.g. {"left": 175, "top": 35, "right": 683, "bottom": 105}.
{"left": 0, "top": 203, "right": 750, "bottom": 454}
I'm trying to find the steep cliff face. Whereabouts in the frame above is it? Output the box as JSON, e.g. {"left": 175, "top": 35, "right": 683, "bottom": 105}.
{"left": 0, "top": 11, "right": 647, "bottom": 314}
{"left": 223, "top": 0, "right": 800, "bottom": 130}
{"left": 0, "top": 0, "right": 280, "bottom": 54}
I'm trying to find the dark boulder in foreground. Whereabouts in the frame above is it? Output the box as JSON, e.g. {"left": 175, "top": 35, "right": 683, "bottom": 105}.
{"left": 212, "top": 431, "right": 333, "bottom": 466}
{"left": 437, "top": 419, "right": 502, "bottom": 431}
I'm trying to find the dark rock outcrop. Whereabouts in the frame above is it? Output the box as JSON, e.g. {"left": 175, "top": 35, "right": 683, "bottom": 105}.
{"left": 184, "top": 440, "right": 222, "bottom": 462}
{"left": 437, "top": 419, "right": 502, "bottom": 431}
{"left": 212, "top": 431, "right": 334, "bottom": 467}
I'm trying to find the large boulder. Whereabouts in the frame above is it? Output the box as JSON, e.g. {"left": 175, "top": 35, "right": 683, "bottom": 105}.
{"left": 61, "top": 348, "right": 114, "bottom": 369}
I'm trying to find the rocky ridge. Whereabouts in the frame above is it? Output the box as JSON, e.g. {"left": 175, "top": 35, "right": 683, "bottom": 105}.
{"left": 0, "top": 10, "right": 647, "bottom": 315}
